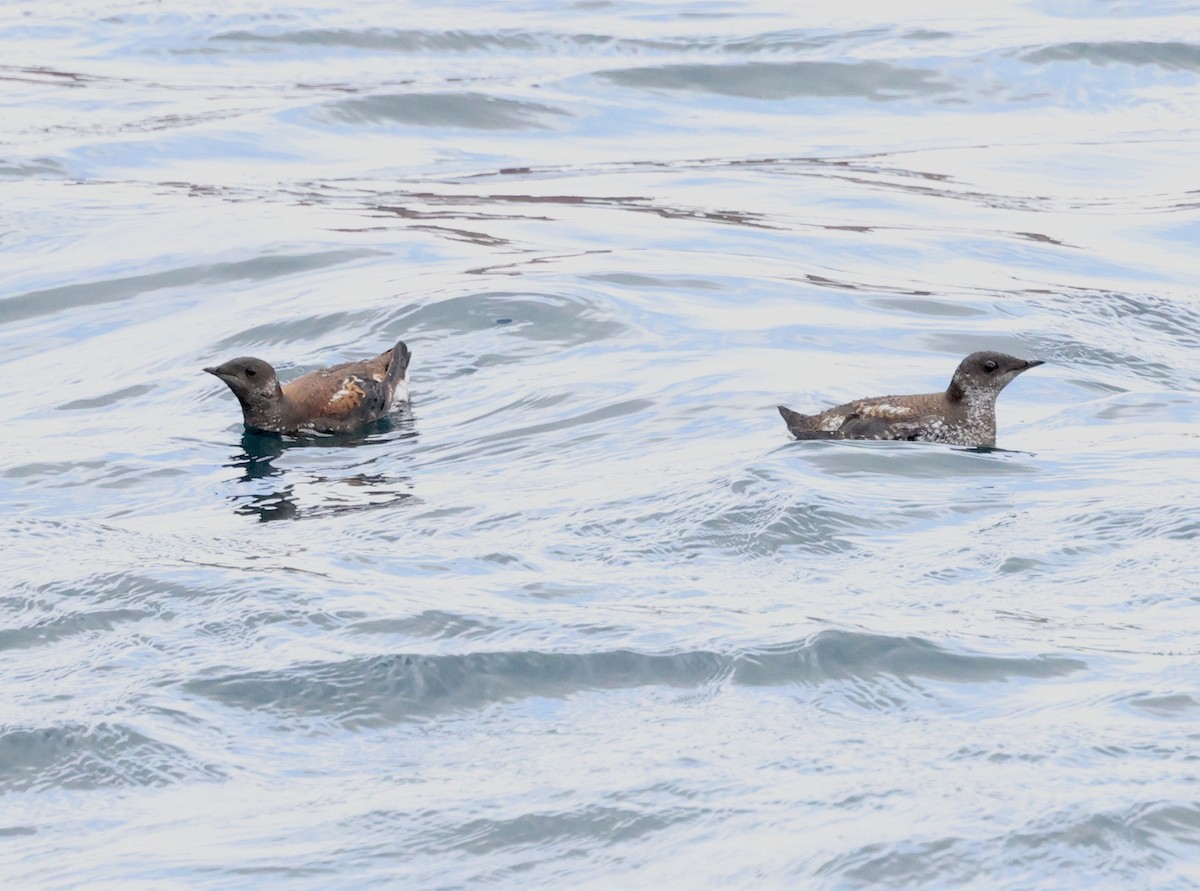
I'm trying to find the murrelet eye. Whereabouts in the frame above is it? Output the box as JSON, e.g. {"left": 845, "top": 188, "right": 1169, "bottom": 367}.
{"left": 983, "top": 360, "right": 998, "bottom": 373}
{"left": 245, "top": 367, "right": 257, "bottom": 378}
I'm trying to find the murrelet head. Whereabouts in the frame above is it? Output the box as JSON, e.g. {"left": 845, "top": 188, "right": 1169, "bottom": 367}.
{"left": 948, "top": 351, "right": 1043, "bottom": 401}
{"left": 204, "top": 356, "right": 283, "bottom": 415}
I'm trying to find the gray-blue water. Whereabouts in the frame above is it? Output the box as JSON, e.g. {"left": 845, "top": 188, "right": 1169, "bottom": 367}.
{"left": 3, "top": 1, "right": 1200, "bottom": 887}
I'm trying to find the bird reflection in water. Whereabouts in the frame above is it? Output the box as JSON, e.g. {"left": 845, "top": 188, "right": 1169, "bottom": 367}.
{"left": 225, "top": 416, "right": 416, "bottom": 522}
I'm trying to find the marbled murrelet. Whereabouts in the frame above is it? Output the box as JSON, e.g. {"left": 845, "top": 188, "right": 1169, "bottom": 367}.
{"left": 206, "top": 340, "right": 411, "bottom": 435}
{"left": 778, "top": 351, "right": 1043, "bottom": 448}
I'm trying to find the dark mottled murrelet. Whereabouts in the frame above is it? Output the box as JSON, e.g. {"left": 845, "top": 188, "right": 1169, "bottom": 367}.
{"left": 205, "top": 340, "right": 411, "bottom": 435}
{"left": 778, "top": 351, "right": 1043, "bottom": 447}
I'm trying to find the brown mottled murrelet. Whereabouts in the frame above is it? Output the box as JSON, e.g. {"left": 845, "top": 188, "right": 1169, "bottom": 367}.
{"left": 778, "top": 351, "right": 1043, "bottom": 447}
{"left": 205, "top": 340, "right": 411, "bottom": 435}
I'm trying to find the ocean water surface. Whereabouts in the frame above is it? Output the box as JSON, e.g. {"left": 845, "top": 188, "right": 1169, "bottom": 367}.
{"left": 3, "top": 0, "right": 1200, "bottom": 887}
